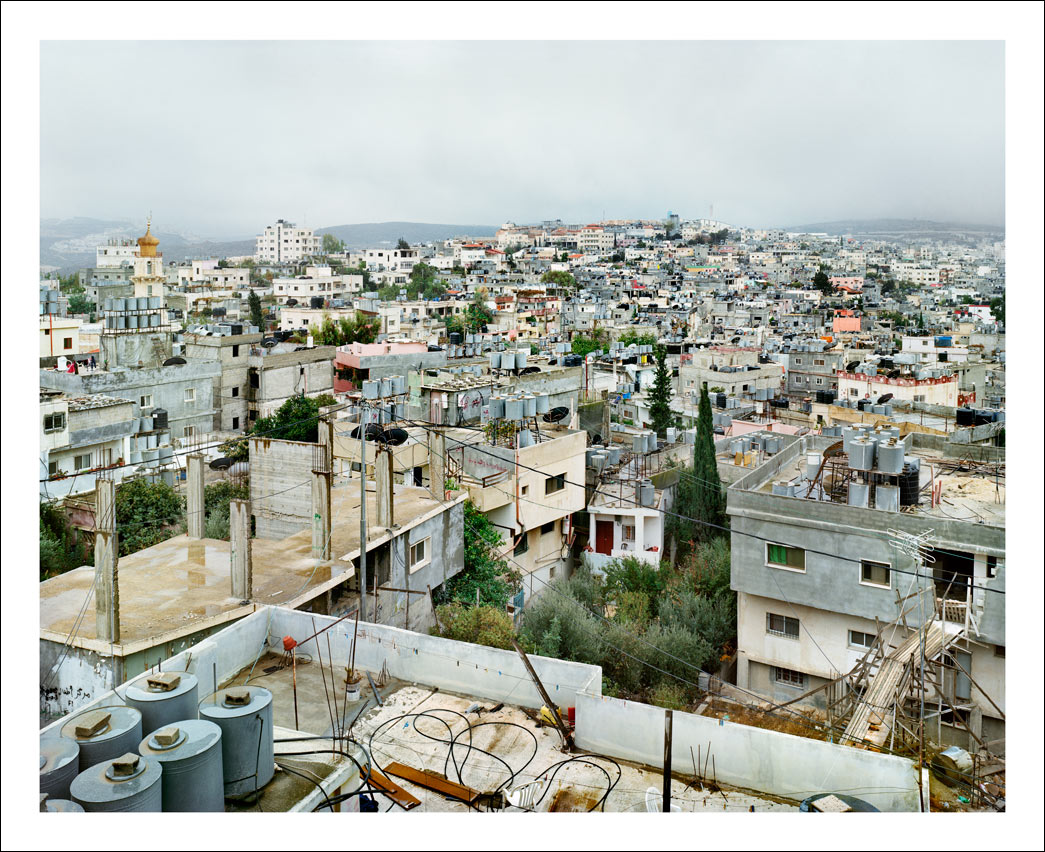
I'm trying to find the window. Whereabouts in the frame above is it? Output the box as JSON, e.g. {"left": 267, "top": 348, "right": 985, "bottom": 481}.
{"left": 545, "top": 473, "right": 566, "bottom": 495}
{"left": 514, "top": 531, "right": 529, "bottom": 556}
{"left": 986, "top": 555, "right": 998, "bottom": 578}
{"left": 994, "top": 644, "right": 1005, "bottom": 658}
{"left": 766, "top": 542, "right": 805, "bottom": 572}
{"left": 773, "top": 666, "right": 806, "bottom": 688}
{"left": 766, "top": 612, "right": 800, "bottom": 639}
{"left": 184, "top": 425, "right": 196, "bottom": 440}
{"left": 860, "top": 560, "right": 891, "bottom": 588}
{"left": 231, "top": 386, "right": 239, "bottom": 398}
{"left": 185, "top": 388, "right": 196, "bottom": 403}
{"left": 74, "top": 453, "right": 92, "bottom": 471}
{"left": 140, "top": 394, "right": 153, "bottom": 410}
{"left": 43, "top": 412, "right": 66, "bottom": 432}
{"left": 541, "top": 521, "right": 556, "bottom": 536}
{"left": 849, "top": 630, "right": 877, "bottom": 650}
{"left": 48, "top": 460, "right": 59, "bottom": 477}
{"left": 409, "top": 537, "right": 430, "bottom": 572}
{"left": 232, "top": 344, "right": 240, "bottom": 357}
{"left": 621, "top": 523, "right": 636, "bottom": 543}
{"left": 63, "top": 337, "right": 73, "bottom": 350}
{"left": 232, "top": 417, "right": 240, "bottom": 430}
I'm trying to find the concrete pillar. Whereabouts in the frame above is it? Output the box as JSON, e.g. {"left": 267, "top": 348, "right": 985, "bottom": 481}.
{"left": 230, "top": 498, "right": 252, "bottom": 600}
{"left": 186, "top": 453, "right": 205, "bottom": 539}
{"left": 429, "top": 430, "right": 445, "bottom": 501}
{"left": 376, "top": 449, "right": 394, "bottom": 529}
{"left": 311, "top": 461, "right": 332, "bottom": 561}
{"left": 94, "top": 478, "right": 120, "bottom": 643}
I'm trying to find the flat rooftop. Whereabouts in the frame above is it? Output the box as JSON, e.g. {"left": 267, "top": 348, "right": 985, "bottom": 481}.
{"left": 39, "top": 481, "right": 456, "bottom": 650}
{"left": 220, "top": 653, "right": 796, "bottom": 813}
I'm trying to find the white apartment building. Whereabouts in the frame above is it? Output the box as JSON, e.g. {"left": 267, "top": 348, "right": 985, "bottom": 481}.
{"left": 96, "top": 239, "right": 139, "bottom": 268}
{"left": 255, "top": 219, "right": 321, "bottom": 264}
{"left": 272, "top": 265, "right": 363, "bottom": 305}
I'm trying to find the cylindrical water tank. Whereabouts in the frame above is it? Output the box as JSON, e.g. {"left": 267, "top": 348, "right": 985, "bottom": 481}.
{"left": 139, "top": 297, "right": 151, "bottom": 310}
{"left": 104, "top": 298, "right": 113, "bottom": 312}
{"left": 125, "top": 672, "right": 199, "bottom": 734}
{"left": 522, "top": 395, "right": 537, "bottom": 418}
{"left": 116, "top": 315, "right": 127, "bottom": 330}
{"left": 199, "top": 687, "right": 274, "bottom": 799}
{"left": 535, "top": 394, "right": 550, "bottom": 415}
{"left": 70, "top": 754, "right": 162, "bottom": 813}
{"left": 487, "top": 396, "right": 505, "bottom": 420}
{"left": 516, "top": 351, "right": 529, "bottom": 370}
{"left": 362, "top": 380, "right": 380, "bottom": 400}
{"left": 877, "top": 441, "right": 905, "bottom": 475}
{"left": 666, "top": 427, "right": 677, "bottom": 443}
{"left": 128, "top": 313, "right": 141, "bottom": 329}
{"left": 645, "top": 432, "right": 658, "bottom": 453}
{"left": 40, "top": 736, "right": 80, "bottom": 801}
{"left": 150, "top": 313, "right": 161, "bottom": 328}
{"left": 591, "top": 452, "right": 607, "bottom": 473}
{"left": 632, "top": 434, "right": 646, "bottom": 454}
{"left": 639, "top": 480, "right": 655, "bottom": 507}
{"left": 149, "top": 296, "right": 162, "bottom": 309}
{"left": 849, "top": 437, "right": 876, "bottom": 471}
{"left": 504, "top": 397, "right": 523, "bottom": 421}
{"left": 379, "top": 378, "right": 393, "bottom": 398}
{"left": 158, "top": 445, "right": 174, "bottom": 463}
{"left": 113, "top": 298, "right": 126, "bottom": 312}
{"left": 146, "top": 432, "right": 158, "bottom": 449}
{"left": 138, "top": 719, "right": 224, "bottom": 812}
{"left": 489, "top": 352, "right": 501, "bottom": 369}
{"left": 41, "top": 799, "right": 84, "bottom": 812}
{"left": 805, "top": 452, "right": 822, "bottom": 480}
{"left": 61, "top": 706, "right": 143, "bottom": 772}
{"left": 517, "top": 429, "right": 534, "bottom": 448}
{"left": 607, "top": 446, "right": 622, "bottom": 466}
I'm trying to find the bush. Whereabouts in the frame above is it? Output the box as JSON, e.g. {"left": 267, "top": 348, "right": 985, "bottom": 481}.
{"left": 649, "top": 681, "right": 688, "bottom": 711}
{"left": 658, "top": 590, "right": 734, "bottom": 663}
{"left": 434, "top": 603, "right": 514, "bottom": 650}
{"left": 518, "top": 579, "right": 604, "bottom": 666}
{"left": 115, "top": 478, "right": 184, "bottom": 555}
{"left": 603, "top": 556, "right": 667, "bottom": 605}
{"left": 202, "top": 480, "right": 250, "bottom": 541}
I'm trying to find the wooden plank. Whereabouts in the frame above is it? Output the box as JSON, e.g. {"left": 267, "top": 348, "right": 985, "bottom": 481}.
{"left": 368, "top": 768, "right": 422, "bottom": 810}
{"left": 384, "top": 761, "right": 479, "bottom": 804}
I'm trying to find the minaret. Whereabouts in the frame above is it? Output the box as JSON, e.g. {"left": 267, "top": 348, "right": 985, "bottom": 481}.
{"left": 132, "top": 218, "right": 166, "bottom": 299}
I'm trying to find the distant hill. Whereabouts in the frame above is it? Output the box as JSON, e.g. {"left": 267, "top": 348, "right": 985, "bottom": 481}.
{"left": 781, "top": 218, "right": 1005, "bottom": 237}
{"left": 316, "top": 221, "right": 497, "bottom": 249}
{"left": 39, "top": 217, "right": 497, "bottom": 272}
{"left": 39, "top": 217, "right": 254, "bottom": 271}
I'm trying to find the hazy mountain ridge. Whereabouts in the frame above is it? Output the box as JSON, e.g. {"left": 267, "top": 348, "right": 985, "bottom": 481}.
{"left": 39, "top": 217, "right": 497, "bottom": 271}
{"left": 782, "top": 218, "right": 1005, "bottom": 236}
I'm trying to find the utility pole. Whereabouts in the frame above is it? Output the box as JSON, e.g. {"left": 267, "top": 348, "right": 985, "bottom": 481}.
{"left": 663, "top": 709, "right": 674, "bottom": 813}
{"left": 360, "top": 402, "right": 369, "bottom": 622}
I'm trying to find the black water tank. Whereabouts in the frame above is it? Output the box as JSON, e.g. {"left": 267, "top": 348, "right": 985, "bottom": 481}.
{"left": 449, "top": 332, "right": 462, "bottom": 345}
{"left": 899, "top": 464, "right": 920, "bottom": 506}
{"left": 310, "top": 296, "right": 324, "bottom": 309}
{"left": 955, "top": 407, "right": 975, "bottom": 426}
{"left": 152, "top": 408, "right": 168, "bottom": 430}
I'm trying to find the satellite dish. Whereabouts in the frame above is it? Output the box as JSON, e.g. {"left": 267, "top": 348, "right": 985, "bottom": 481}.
{"left": 209, "top": 457, "right": 233, "bottom": 471}
{"left": 845, "top": 361, "right": 860, "bottom": 372}
{"left": 877, "top": 393, "right": 894, "bottom": 404}
{"left": 543, "top": 406, "right": 570, "bottom": 423}
{"left": 380, "top": 427, "right": 409, "bottom": 446}
{"left": 162, "top": 356, "right": 186, "bottom": 366}
{"left": 350, "top": 423, "right": 384, "bottom": 441}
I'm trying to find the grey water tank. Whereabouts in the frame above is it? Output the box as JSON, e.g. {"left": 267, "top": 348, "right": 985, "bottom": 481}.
{"left": 517, "top": 429, "right": 535, "bottom": 448}
{"left": 684, "top": 429, "right": 696, "bottom": 444}
{"left": 805, "top": 452, "right": 823, "bottom": 480}
{"left": 535, "top": 394, "right": 550, "bottom": 415}
{"left": 199, "top": 687, "right": 274, "bottom": 799}
{"left": 487, "top": 395, "right": 505, "bottom": 420}
{"left": 639, "top": 480, "right": 655, "bottom": 507}
{"left": 127, "top": 314, "right": 139, "bottom": 329}
{"left": 61, "top": 706, "right": 143, "bottom": 772}
{"left": 41, "top": 799, "right": 84, "bottom": 812}
{"left": 139, "top": 720, "right": 224, "bottom": 812}
{"left": 379, "top": 378, "right": 393, "bottom": 398}
{"left": 848, "top": 482, "right": 870, "bottom": 508}
{"left": 772, "top": 481, "right": 796, "bottom": 497}
{"left": 362, "top": 380, "right": 380, "bottom": 400}
{"left": 504, "top": 396, "right": 524, "bottom": 421}
{"left": 877, "top": 441, "right": 905, "bottom": 475}
{"left": 632, "top": 434, "right": 646, "bottom": 454}
{"left": 70, "top": 754, "right": 162, "bottom": 813}
{"left": 40, "top": 736, "right": 80, "bottom": 801}
{"left": 607, "top": 446, "right": 622, "bottom": 466}
{"left": 522, "top": 395, "right": 537, "bottom": 417}
{"left": 876, "top": 484, "right": 900, "bottom": 512}
{"left": 149, "top": 296, "right": 162, "bottom": 309}
{"left": 125, "top": 672, "right": 199, "bottom": 734}
{"left": 489, "top": 352, "right": 501, "bottom": 369}
{"left": 158, "top": 445, "right": 174, "bottom": 464}
{"left": 849, "top": 438, "right": 876, "bottom": 471}
{"left": 116, "top": 315, "right": 127, "bottom": 329}
{"left": 150, "top": 312, "right": 161, "bottom": 328}
{"left": 591, "top": 452, "right": 607, "bottom": 473}
{"left": 666, "top": 427, "right": 677, "bottom": 443}
{"left": 646, "top": 431, "right": 658, "bottom": 453}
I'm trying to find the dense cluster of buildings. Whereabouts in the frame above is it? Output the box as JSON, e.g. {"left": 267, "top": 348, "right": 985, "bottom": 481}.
{"left": 38, "top": 212, "right": 1005, "bottom": 813}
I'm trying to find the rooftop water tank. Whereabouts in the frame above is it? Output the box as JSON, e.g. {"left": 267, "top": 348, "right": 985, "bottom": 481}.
{"left": 522, "top": 395, "right": 537, "bottom": 418}
{"left": 138, "top": 720, "right": 224, "bottom": 812}
{"left": 535, "top": 394, "right": 550, "bottom": 415}
{"left": 639, "top": 480, "right": 655, "bottom": 507}
{"left": 876, "top": 484, "right": 900, "bottom": 512}
{"left": 632, "top": 434, "right": 646, "bottom": 454}
{"left": 849, "top": 438, "right": 876, "bottom": 471}
{"left": 40, "top": 736, "right": 80, "bottom": 801}
{"left": 848, "top": 482, "right": 870, "bottom": 508}
{"left": 125, "top": 671, "right": 199, "bottom": 734}
{"left": 70, "top": 753, "right": 162, "bottom": 813}
{"left": 504, "top": 396, "right": 524, "bottom": 421}
{"left": 41, "top": 798, "right": 84, "bottom": 812}
{"left": 60, "top": 706, "right": 143, "bottom": 772}
{"left": 877, "top": 441, "right": 905, "bottom": 475}
{"left": 199, "top": 687, "right": 275, "bottom": 800}
{"left": 152, "top": 409, "right": 168, "bottom": 430}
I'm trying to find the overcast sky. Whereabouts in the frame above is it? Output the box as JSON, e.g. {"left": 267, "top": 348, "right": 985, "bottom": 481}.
{"left": 40, "top": 40, "right": 1004, "bottom": 237}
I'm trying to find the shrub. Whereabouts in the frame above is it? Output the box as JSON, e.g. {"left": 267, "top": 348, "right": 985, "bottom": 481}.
{"left": 649, "top": 681, "right": 688, "bottom": 711}
{"left": 434, "top": 603, "right": 515, "bottom": 650}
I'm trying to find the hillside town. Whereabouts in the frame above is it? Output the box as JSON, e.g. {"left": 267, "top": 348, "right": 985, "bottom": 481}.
{"left": 38, "top": 212, "right": 1006, "bottom": 814}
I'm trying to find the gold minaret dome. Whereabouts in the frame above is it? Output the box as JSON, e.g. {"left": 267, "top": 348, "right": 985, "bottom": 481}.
{"left": 137, "top": 220, "right": 160, "bottom": 257}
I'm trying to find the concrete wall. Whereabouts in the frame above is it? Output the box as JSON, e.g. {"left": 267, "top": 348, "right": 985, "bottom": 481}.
{"left": 573, "top": 669, "right": 918, "bottom": 811}
{"left": 250, "top": 436, "right": 317, "bottom": 539}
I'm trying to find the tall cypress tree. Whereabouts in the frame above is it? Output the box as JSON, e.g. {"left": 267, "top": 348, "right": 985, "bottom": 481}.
{"left": 648, "top": 345, "right": 674, "bottom": 437}
{"left": 693, "top": 384, "right": 725, "bottom": 538}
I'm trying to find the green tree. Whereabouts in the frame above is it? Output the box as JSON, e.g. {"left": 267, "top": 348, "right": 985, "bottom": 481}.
{"left": 115, "top": 478, "right": 185, "bottom": 556}
{"left": 248, "top": 393, "right": 337, "bottom": 444}
{"left": 408, "top": 262, "right": 447, "bottom": 300}
{"left": 647, "top": 345, "right": 675, "bottom": 437}
{"left": 812, "top": 266, "right": 833, "bottom": 296}
{"left": 40, "top": 501, "right": 92, "bottom": 580}
{"left": 321, "top": 233, "right": 345, "bottom": 254}
{"left": 570, "top": 323, "right": 609, "bottom": 358}
{"left": 397, "top": 237, "right": 411, "bottom": 250}
{"left": 540, "top": 269, "right": 576, "bottom": 294}
{"left": 618, "top": 330, "right": 657, "bottom": 348}
{"left": 436, "top": 502, "right": 521, "bottom": 608}
{"left": 67, "top": 293, "right": 95, "bottom": 316}
{"left": 433, "top": 602, "right": 515, "bottom": 649}
{"left": 248, "top": 290, "right": 264, "bottom": 330}
{"left": 669, "top": 385, "right": 725, "bottom": 555}
{"left": 202, "top": 480, "right": 250, "bottom": 540}
{"left": 989, "top": 296, "right": 1005, "bottom": 324}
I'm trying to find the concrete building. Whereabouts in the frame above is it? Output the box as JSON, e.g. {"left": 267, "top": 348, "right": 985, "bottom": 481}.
{"left": 245, "top": 344, "right": 336, "bottom": 423}
{"left": 727, "top": 430, "right": 1004, "bottom": 752}
{"left": 333, "top": 340, "right": 446, "bottom": 393}
{"left": 272, "top": 265, "right": 362, "bottom": 305}
{"left": 255, "top": 219, "right": 320, "bottom": 264}
{"left": 181, "top": 325, "right": 264, "bottom": 433}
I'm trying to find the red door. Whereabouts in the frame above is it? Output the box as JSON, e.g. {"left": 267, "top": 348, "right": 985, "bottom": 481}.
{"left": 595, "top": 520, "right": 614, "bottom": 555}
